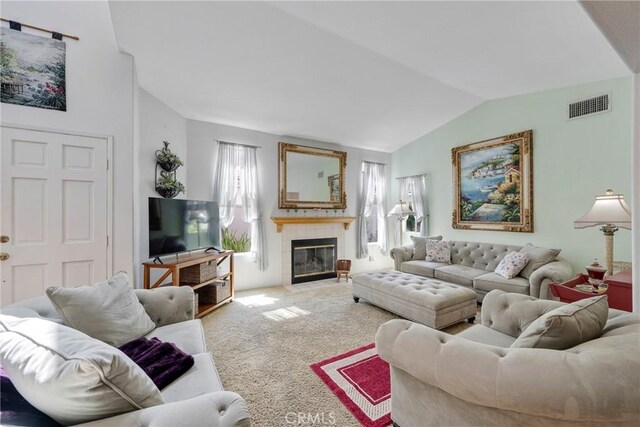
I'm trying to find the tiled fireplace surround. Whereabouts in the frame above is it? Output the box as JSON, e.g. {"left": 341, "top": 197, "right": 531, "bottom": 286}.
{"left": 280, "top": 223, "right": 345, "bottom": 286}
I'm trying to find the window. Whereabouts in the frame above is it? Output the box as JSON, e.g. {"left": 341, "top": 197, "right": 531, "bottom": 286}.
{"left": 223, "top": 206, "right": 251, "bottom": 253}
{"left": 212, "top": 142, "right": 267, "bottom": 270}
{"left": 366, "top": 204, "right": 379, "bottom": 243}
{"left": 221, "top": 172, "right": 251, "bottom": 253}
{"left": 405, "top": 202, "right": 422, "bottom": 233}
{"left": 398, "top": 175, "right": 428, "bottom": 237}
{"left": 357, "top": 161, "right": 387, "bottom": 257}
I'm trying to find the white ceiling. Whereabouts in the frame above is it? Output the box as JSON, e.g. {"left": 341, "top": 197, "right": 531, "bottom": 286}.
{"left": 109, "top": 1, "right": 630, "bottom": 152}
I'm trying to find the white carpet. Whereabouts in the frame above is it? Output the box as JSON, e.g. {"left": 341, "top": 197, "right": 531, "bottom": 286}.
{"left": 202, "top": 282, "right": 474, "bottom": 427}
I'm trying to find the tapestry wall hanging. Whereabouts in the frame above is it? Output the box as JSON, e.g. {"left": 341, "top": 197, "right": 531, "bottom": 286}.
{"left": 1, "top": 27, "right": 66, "bottom": 111}
{"left": 452, "top": 130, "right": 533, "bottom": 232}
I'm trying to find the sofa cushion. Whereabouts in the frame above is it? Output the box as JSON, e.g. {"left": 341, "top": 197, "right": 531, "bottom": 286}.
{"left": 0, "top": 315, "right": 164, "bottom": 425}
{"left": 474, "top": 273, "right": 529, "bottom": 295}
{"left": 46, "top": 271, "right": 156, "bottom": 347}
{"left": 457, "top": 325, "right": 516, "bottom": 348}
{"left": 435, "top": 265, "right": 487, "bottom": 287}
{"left": 161, "top": 353, "right": 224, "bottom": 403}
{"left": 0, "top": 296, "right": 63, "bottom": 324}
{"left": 511, "top": 295, "right": 608, "bottom": 349}
{"left": 517, "top": 243, "right": 561, "bottom": 279}
{"left": 449, "top": 241, "right": 521, "bottom": 272}
{"left": 410, "top": 235, "right": 443, "bottom": 260}
{"left": 494, "top": 251, "right": 529, "bottom": 279}
{"left": 426, "top": 240, "right": 451, "bottom": 263}
{"left": 400, "top": 260, "right": 448, "bottom": 278}
{"left": 145, "top": 319, "right": 206, "bottom": 355}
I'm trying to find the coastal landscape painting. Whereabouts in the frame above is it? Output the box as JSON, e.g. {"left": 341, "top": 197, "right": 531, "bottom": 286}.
{"left": 0, "top": 27, "right": 66, "bottom": 111}
{"left": 452, "top": 130, "right": 533, "bottom": 232}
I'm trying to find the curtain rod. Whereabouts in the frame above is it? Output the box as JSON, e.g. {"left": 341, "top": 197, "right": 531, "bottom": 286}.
{"left": 363, "top": 160, "right": 386, "bottom": 166}
{"left": 216, "top": 140, "right": 262, "bottom": 149}
{"left": 1, "top": 18, "right": 79, "bottom": 40}
{"left": 395, "top": 173, "right": 427, "bottom": 180}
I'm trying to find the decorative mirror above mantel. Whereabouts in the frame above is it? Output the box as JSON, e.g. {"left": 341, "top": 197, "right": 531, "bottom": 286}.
{"left": 278, "top": 142, "right": 347, "bottom": 209}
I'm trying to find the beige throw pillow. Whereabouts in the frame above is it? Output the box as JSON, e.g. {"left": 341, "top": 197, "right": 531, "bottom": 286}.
{"left": 0, "top": 315, "right": 164, "bottom": 425}
{"left": 517, "top": 243, "right": 561, "bottom": 279}
{"left": 410, "top": 235, "right": 443, "bottom": 260}
{"left": 47, "top": 271, "right": 155, "bottom": 346}
{"left": 511, "top": 295, "right": 608, "bottom": 350}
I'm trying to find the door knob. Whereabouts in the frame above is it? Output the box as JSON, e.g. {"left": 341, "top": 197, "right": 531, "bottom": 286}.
{"left": 0, "top": 253, "right": 9, "bottom": 261}
{"left": 0, "top": 236, "right": 8, "bottom": 243}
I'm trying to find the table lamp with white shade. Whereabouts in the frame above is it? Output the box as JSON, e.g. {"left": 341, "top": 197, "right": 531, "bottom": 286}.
{"left": 388, "top": 201, "right": 415, "bottom": 246}
{"left": 574, "top": 189, "right": 632, "bottom": 276}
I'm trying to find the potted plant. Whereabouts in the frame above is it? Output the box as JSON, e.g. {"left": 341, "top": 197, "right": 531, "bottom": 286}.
{"left": 155, "top": 170, "right": 185, "bottom": 199}
{"left": 155, "top": 141, "right": 184, "bottom": 172}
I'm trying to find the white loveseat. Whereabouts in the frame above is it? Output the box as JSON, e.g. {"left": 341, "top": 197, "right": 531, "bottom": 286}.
{"left": 2, "top": 286, "right": 250, "bottom": 427}
{"left": 376, "top": 290, "right": 640, "bottom": 426}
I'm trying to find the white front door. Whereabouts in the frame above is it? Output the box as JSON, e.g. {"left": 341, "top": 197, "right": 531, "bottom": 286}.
{"left": 1, "top": 127, "right": 110, "bottom": 306}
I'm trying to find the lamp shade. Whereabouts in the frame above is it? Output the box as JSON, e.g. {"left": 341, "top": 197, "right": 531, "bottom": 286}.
{"left": 574, "top": 189, "right": 631, "bottom": 229}
{"left": 388, "top": 202, "right": 415, "bottom": 217}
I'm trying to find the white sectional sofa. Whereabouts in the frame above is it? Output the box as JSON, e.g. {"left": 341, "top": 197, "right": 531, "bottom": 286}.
{"left": 390, "top": 240, "right": 572, "bottom": 301}
{"left": 2, "top": 286, "right": 250, "bottom": 427}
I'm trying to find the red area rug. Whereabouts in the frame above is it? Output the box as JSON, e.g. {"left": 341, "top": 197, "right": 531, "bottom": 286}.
{"left": 310, "top": 343, "right": 391, "bottom": 427}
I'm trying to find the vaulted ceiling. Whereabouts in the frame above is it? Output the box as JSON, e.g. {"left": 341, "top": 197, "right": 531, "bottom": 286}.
{"left": 109, "top": 1, "right": 631, "bottom": 152}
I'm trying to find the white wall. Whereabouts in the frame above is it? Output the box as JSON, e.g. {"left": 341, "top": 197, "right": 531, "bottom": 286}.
{"left": 0, "top": 1, "right": 135, "bottom": 277}
{"left": 186, "top": 120, "right": 393, "bottom": 290}
{"left": 135, "top": 89, "right": 187, "bottom": 285}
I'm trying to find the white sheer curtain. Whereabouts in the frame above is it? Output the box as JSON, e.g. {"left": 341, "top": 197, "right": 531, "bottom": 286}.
{"left": 212, "top": 142, "right": 267, "bottom": 270}
{"left": 356, "top": 162, "right": 388, "bottom": 258}
{"left": 399, "top": 175, "right": 429, "bottom": 236}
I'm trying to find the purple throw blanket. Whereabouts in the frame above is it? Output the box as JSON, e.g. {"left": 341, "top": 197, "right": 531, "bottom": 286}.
{"left": 119, "top": 337, "right": 194, "bottom": 390}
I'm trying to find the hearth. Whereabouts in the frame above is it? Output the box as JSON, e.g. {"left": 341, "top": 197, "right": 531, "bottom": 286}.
{"left": 291, "top": 238, "right": 337, "bottom": 284}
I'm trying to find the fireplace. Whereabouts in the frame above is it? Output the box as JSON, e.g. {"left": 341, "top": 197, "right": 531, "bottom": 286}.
{"left": 291, "top": 238, "right": 337, "bottom": 284}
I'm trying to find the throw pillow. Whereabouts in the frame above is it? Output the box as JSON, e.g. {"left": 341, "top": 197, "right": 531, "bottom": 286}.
{"left": 425, "top": 240, "right": 451, "bottom": 263}
{"left": 494, "top": 251, "right": 529, "bottom": 279}
{"left": 410, "top": 235, "right": 443, "bottom": 260}
{"left": 0, "top": 315, "right": 164, "bottom": 425}
{"left": 510, "top": 295, "right": 608, "bottom": 350}
{"left": 517, "top": 243, "right": 561, "bottom": 279}
{"left": 46, "top": 271, "right": 155, "bottom": 347}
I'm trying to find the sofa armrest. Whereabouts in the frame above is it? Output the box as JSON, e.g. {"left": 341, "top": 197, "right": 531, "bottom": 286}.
{"left": 135, "top": 286, "right": 195, "bottom": 327}
{"left": 528, "top": 257, "right": 573, "bottom": 299}
{"left": 390, "top": 245, "right": 413, "bottom": 270}
{"left": 479, "top": 289, "right": 564, "bottom": 338}
{"left": 375, "top": 318, "right": 640, "bottom": 422}
{"left": 73, "top": 391, "right": 250, "bottom": 427}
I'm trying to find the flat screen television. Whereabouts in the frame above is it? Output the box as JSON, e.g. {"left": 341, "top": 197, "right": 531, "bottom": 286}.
{"left": 148, "top": 197, "right": 220, "bottom": 258}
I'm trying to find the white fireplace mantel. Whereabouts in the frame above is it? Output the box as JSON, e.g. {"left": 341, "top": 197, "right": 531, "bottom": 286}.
{"left": 271, "top": 216, "right": 356, "bottom": 233}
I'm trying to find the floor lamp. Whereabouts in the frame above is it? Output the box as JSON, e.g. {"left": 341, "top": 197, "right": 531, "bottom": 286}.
{"left": 388, "top": 201, "right": 415, "bottom": 246}
{"left": 574, "top": 189, "right": 632, "bottom": 277}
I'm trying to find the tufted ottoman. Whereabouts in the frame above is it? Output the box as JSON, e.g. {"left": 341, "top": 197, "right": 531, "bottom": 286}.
{"left": 352, "top": 270, "right": 477, "bottom": 329}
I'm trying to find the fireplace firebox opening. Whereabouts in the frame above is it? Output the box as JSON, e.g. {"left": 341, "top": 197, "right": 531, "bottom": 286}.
{"left": 291, "top": 238, "right": 337, "bottom": 284}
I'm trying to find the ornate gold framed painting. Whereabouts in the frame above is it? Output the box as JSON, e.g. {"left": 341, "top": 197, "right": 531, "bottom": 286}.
{"left": 452, "top": 130, "right": 533, "bottom": 232}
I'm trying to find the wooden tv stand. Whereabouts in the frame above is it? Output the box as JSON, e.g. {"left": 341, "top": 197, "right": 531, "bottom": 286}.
{"left": 142, "top": 251, "right": 234, "bottom": 318}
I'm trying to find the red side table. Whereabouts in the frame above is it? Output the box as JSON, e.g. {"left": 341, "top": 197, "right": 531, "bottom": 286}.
{"left": 549, "top": 271, "right": 632, "bottom": 312}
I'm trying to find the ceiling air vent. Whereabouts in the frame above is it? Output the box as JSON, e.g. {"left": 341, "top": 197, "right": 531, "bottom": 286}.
{"left": 568, "top": 93, "right": 610, "bottom": 120}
